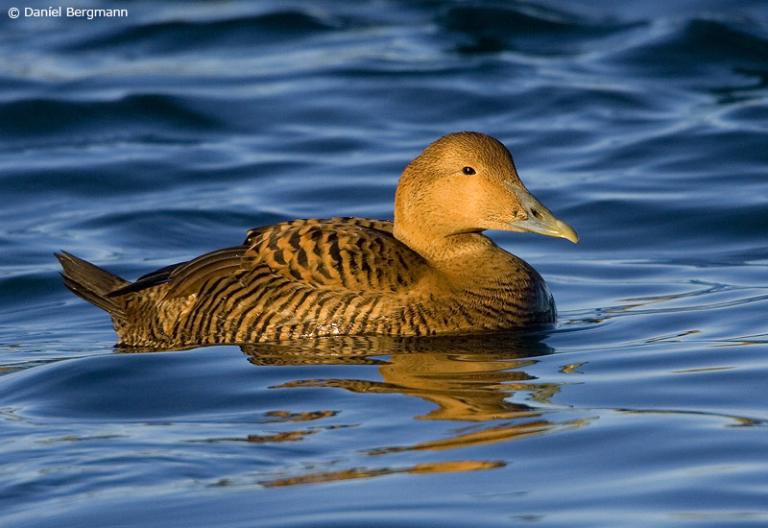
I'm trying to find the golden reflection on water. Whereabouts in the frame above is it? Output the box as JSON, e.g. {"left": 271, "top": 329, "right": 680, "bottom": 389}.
{"left": 260, "top": 460, "right": 505, "bottom": 488}
{"left": 124, "top": 334, "right": 587, "bottom": 487}
{"left": 243, "top": 333, "right": 559, "bottom": 422}
{"left": 236, "top": 333, "right": 588, "bottom": 487}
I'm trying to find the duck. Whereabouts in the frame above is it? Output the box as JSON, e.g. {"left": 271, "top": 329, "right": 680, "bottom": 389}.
{"left": 57, "top": 132, "right": 578, "bottom": 349}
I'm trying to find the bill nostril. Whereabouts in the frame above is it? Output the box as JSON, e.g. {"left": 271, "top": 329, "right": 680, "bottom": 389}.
{"left": 531, "top": 208, "right": 543, "bottom": 220}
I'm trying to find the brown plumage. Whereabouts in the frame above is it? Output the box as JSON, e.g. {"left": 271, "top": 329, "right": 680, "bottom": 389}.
{"left": 57, "top": 132, "right": 578, "bottom": 349}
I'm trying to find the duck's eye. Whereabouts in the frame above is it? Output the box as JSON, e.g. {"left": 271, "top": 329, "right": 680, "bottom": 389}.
{"left": 462, "top": 166, "right": 476, "bottom": 175}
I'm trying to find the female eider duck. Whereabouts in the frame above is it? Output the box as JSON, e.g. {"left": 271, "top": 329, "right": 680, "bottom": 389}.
{"left": 57, "top": 132, "right": 578, "bottom": 349}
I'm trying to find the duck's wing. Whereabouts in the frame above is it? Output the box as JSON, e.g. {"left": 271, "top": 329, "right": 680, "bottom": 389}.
{"left": 112, "top": 218, "right": 426, "bottom": 299}
{"left": 240, "top": 217, "right": 425, "bottom": 293}
{"left": 107, "top": 247, "right": 245, "bottom": 298}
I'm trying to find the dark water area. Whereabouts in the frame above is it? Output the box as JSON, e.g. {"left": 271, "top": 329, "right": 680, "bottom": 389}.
{"left": 1, "top": 1, "right": 767, "bottom": 526}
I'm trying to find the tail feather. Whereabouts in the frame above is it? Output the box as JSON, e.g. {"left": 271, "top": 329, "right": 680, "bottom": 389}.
{"left": 55, "top": 251, "right": 129, "bottom": 318}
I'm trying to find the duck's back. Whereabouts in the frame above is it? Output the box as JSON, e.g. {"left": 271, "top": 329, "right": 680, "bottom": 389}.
{"left": 112, "top": 217, "right": 431, "bottom": 347}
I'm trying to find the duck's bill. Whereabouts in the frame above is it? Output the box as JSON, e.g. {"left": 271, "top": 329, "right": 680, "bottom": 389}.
{"left": 509, "top": 189, "right": 579, "bottom": 244}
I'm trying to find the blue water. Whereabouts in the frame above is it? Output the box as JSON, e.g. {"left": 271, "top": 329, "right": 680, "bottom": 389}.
{"left": 2, "top": 1, "right": 768, "bottom": 526}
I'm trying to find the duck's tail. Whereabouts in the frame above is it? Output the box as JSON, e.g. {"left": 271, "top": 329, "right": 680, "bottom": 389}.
{"left": 55, "top": 251, "right": 129, "bottom": 319}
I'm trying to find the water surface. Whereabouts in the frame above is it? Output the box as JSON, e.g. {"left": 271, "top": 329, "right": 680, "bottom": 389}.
{"left": 1, "top": 1, "right": 767, "bottom": 526}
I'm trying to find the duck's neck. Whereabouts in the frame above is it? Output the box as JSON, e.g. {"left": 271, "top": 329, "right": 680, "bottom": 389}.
{"left": 393, "top": 224, "right": 499, "bottom": 269}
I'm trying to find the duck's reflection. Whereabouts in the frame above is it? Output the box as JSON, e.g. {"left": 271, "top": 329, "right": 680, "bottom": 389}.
{"left": 129, "top": 333, "right": 586, "bottom": 488}
{"left": 235, "top": 333, "right": 589, "bottom": 487}
{"left": 242, "top": 333, "right": 558, "bottom": 422}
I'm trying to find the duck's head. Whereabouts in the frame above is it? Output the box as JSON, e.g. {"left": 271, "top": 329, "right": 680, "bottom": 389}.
{"left": 394, "top": 132, "right": 578, "bottom": 257}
